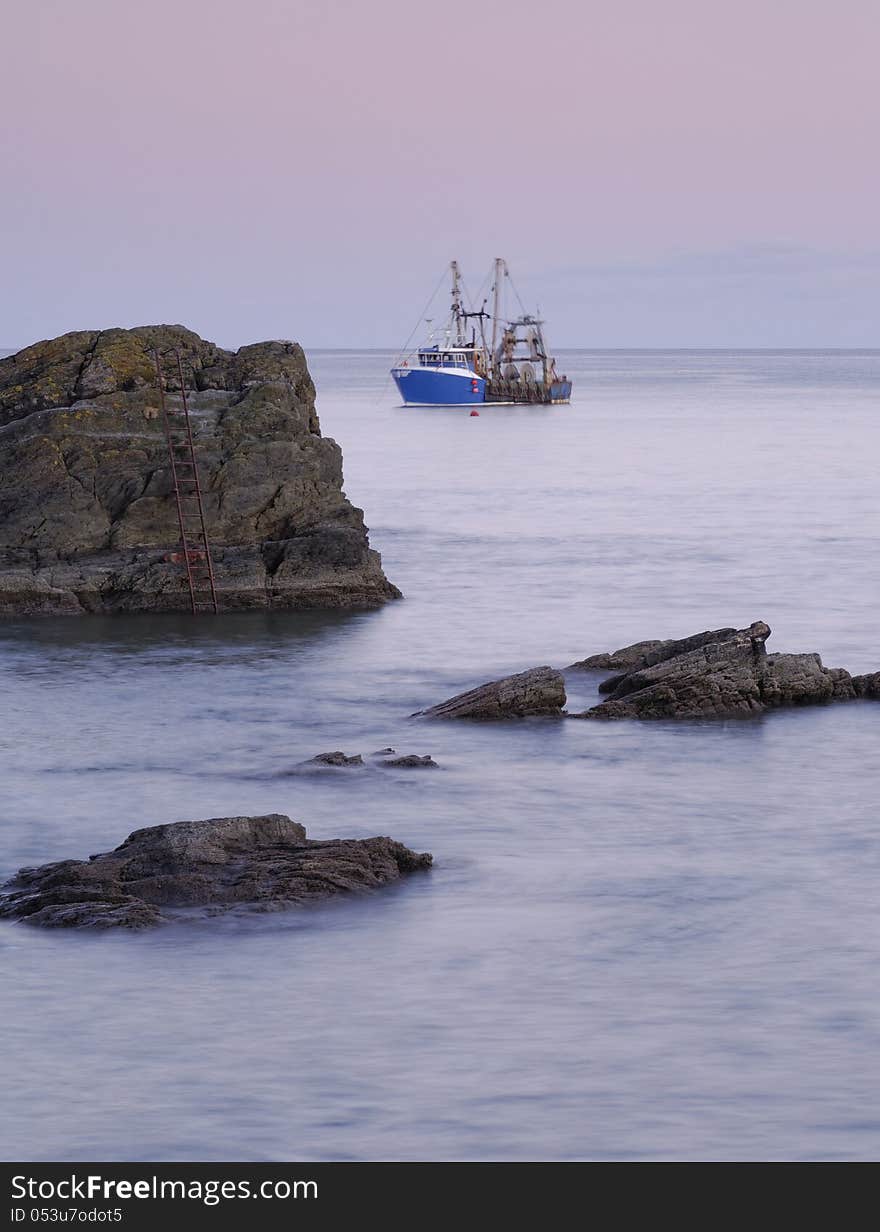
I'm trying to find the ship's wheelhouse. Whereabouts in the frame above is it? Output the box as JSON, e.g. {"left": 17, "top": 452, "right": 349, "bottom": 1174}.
{"left": 418, "top": 347, "right": 473, "bottom": 370}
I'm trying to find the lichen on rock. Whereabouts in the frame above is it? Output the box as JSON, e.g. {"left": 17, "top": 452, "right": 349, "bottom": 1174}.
{"left": 0, "top": 325, "right": 400, "bottom": 614}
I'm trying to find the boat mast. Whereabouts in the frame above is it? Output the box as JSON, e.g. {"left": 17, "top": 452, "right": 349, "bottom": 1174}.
{"left": 490, "top": 257, "right": 504, "bottom": 368}
{"left": 450, "top": 260, "right": 466, "bottom": 346}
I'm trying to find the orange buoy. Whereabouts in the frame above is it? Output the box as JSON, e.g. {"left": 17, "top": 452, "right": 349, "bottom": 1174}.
{"left": 470, "top": 410, "right": 479, "bottom": 417}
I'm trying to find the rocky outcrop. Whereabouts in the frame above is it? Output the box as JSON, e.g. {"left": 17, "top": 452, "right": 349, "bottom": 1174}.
{"left": 853, "top": 672, "right": 880, "bottom": 698}
{"left": 0, "top": 814, "right": 432, "bottom": 929}
{"left": 0, "top": 326, "right": 399, "bottom": 614}
{"left": 414, "top": 666, "right": 566, "bottom": 719}
{"left": 572, "top": 622, "right": 863, "bottom": 720}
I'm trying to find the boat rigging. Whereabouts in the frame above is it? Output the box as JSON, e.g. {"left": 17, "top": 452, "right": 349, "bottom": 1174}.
{"left": 391, "top": 259, "right": 572, "bottom": 407}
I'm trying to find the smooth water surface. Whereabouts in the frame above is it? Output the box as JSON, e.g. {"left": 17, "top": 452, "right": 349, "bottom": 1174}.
{"left": 1, "top": 350, "right": 878, "bottom": 1160}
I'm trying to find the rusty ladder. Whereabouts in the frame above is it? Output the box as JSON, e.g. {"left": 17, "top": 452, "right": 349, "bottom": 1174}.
{"left": 154, "top": 349, "right": 219, "bottom": 614}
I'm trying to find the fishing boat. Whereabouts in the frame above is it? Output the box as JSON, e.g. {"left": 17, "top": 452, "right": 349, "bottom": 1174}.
{"left": 391, "top": 259, "right": 572, "bottom": 407}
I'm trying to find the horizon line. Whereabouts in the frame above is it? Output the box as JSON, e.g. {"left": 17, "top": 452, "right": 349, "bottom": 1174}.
{"left": 3, "top": 343, "right": 879, "bottom": 356}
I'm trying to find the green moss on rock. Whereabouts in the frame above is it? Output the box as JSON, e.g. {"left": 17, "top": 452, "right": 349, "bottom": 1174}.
{"left": 0, "top": 325, "right": 400, "bottom": 615}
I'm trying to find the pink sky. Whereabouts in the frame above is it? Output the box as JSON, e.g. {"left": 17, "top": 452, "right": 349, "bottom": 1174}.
{"left": 3, "top": 0, "right": 879, "bottom": 346}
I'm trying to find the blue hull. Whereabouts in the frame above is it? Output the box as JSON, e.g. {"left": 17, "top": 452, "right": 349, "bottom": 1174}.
{"left": 550, "top": 380, "right": 572, "bottom": 402}
{"left": 391, "top": 366, "right": 485, "bottom": 405}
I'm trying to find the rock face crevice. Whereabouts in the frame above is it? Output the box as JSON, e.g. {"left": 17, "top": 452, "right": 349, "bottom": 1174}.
{"left": 0, "top": 814, "right": 432, "bottom": 929}
{"left": 0, "top": 325, "right": 400, "bottom": 614}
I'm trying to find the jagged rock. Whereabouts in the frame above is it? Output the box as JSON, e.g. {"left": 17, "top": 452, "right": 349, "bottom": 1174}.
{"left": 413, "top": 666, "right": 566, "bottom": 719}
{"left": 567, "top": 640, "right": 666, "bottom": 672}
{"left": 377, "top": 754, "right": 438, "bottom": 768}
{"left": 0, "top": 814, "right": 432, "bottom": 929}
{"left": 594, "top": 626, "right": 741, "bottom": 692}
{"left": 572, "top": 622, "right": 861, "bottom": 720}
{"left": 304, "top": 752, "right": 364, "bottom": 767}
{"left": 0, "top": 325, "right": 399, "bottom": 614}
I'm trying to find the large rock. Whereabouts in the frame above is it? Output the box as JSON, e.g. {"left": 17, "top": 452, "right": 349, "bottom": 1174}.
{"left": 0, "top": 326, "right": 399, "bottom": 614}
{"left": 0, "top": 814, "right": 432, "bottom": 929}
{"left": 413, "top": 666, "right": 566, "bottom": 719}
{"left": 572, "top": 622, "right": 861, "bottom": 720}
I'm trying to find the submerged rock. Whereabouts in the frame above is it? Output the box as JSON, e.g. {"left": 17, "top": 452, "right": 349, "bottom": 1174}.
{"left": 571, "top": 622, "right": 865, "bottom": 720}
{"left": 304, "top": 751, "right": 365, "bottom": 767}
{"left": 413, "top": 666, "right": 566, "bottom": 719}
{"left": 0, "top": 814, "right": 432, "bottom": 929}
{"left": 296, "top": 749, "right": 440, "bottom": 770}
{"left": 0, "top": 325, "right": 399, "bottom": 614}
{"left": 377, "top": 754, "right": 438, "bottom": 768}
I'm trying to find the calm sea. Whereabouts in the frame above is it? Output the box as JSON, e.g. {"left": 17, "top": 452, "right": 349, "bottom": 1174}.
{"left": 1, "top": 350, "right": 878, "bottom": 1161}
